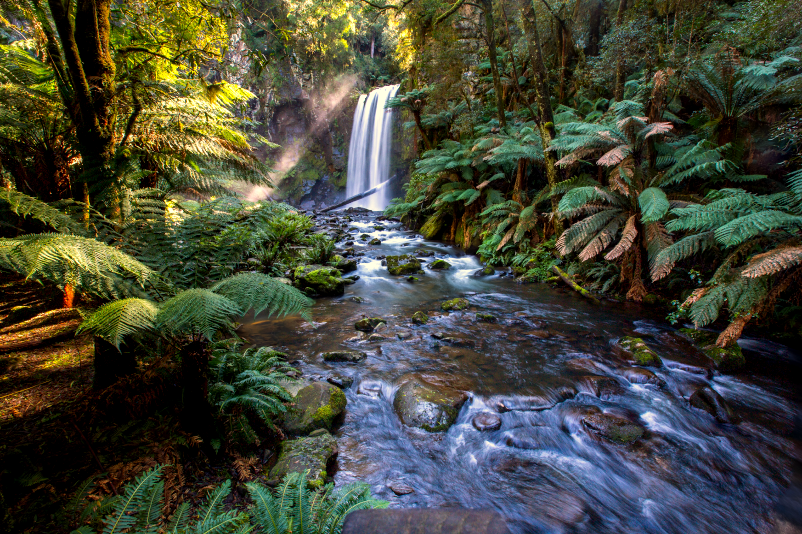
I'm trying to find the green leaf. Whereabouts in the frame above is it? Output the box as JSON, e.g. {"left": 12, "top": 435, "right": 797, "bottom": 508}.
{"left": 638, "top": 187, "right": 670, "bottom": 223}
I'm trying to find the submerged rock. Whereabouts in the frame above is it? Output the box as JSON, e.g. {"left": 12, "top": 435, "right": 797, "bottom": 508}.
{"left": 367, "top": 333, "right": 386, "bottom": 342}
{"left": 293, "top": 265, "right": 344, "bottom": 297}
{"left": 327, "top": 374, "right": 354, "bottom": 389}
{"left": 322, "top": 350, "right": 367, "bottom": 363}
{"left": 283, "top": 382, "right": 347, "bottom": 435}
{"left": 494, "top": 389, "right": 575, "bottom": 412}
{"left": 620, "top": 367, "right": 663, "bottom": 386}
{"left": 268, "top": 430, "right": 337, "bottom": 488}
{"left": 615, "top": 336, "right": 663, "bottom": 367}
{"left": 386, "top": 255, "right": 423, "bottom": 275}
{"left": 411, "top": 311, "right": 429, "bottom": 325}
{"left": 387, "top": 482, "right": 415, "bottom": 495}
{"left": 393, "top": 378, "right": 468, "bottom": 432}
{"left": 429, "top": 259, "right": 452, "bottom": 270}
{"left": 680, "top": 328, "right": 746, "bottom": 371}
{"left": 350, "top": 296, "right": 366, "bottom": 303}
{"left": 355, "top": 317, "right": 387, "bottom": 332}
{"left": 476, "top": 313, "right": 497, "bottom": 323}
{"left": 582, "top": 412, "right": 645, "bottom": 444}
{"left": 578, "top": 375, "right": 625, "bottom": 399}
{"left": 473, "top": 413, "right": 502, "bottom": 431}
{"left": 474, "top": 265, "right": 496, "bottom": 277}
{"left": 441, "top": 298, "right": 469, "bottom": 312}
{"left": 690, "top": 386, "right": 740, "bottom": 424}
{"left": 369, "top": 238, "right": 382, "bottom": 245}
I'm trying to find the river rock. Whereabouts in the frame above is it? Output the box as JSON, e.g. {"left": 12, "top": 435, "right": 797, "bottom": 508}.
{"left": 494, "top": 388, "right": 575, "bottom": 412}
{"left": 582, "top": 412, "right": 645, "bottom": 444}
{"left": 473, "top": 413, "right": 502, "bottom": 431}
{"left": 268, "top": 430, "right": 337, "bottom": 488}
{"left": 476, "top": 313, "right": 497, "bottom": 323}
{"left": 322, "top": 350, "right": 367, "bottom": 362}
{"left": 411, "top": 311, "right": 429, "bottom": 325}
{"left": 578, "top": 375, "right": 625, "bottom": 399}
{"left": 620, "top": 367, "right": 663, "bottom": 386}
{"left": 350, "top": 296, "right": 366, "bottom": 303}
{"left": 369, "top": 238, "right": 382, "bottom": 245}
{"left": 429, "top": 259, "right": 451, "bottom": 270}
{"left": 614, "top": 336, "right": 662, "bottom": 366}
{"left": 327, "top": 374, "right": 354, "bottom": 389}
{"left": 441, "top": 298, "right": 469, "bottom": 311}
{"left": 397, "top": 330, "right": 413, "bottom": 340}
{"left": 386, "top": 255, "right": 423, "bottom": 275}
{"left": 357, "top": 379, "right": 384, "bottom": 398}
{"left": 283, "top": 382, "right": 347, "bottom": 435}
{"left": 355, "top": 317, "right": 387, "bottom": 332}
{"left": 330, "top": 255, "right": 358, "bottom": 273}
{"left": 360, "top": 233, "right": 371, "bottom": 241}
{"left": 689, "top": 386, "right": 740, "bottom": 424}
{"left": 387, "top": 482, "right": 415, "bottom": 495}
{"left": 293, "top": 265, "right": 345, "bottom": 297}
{"left": 680, "top": 328, "right": 745, "bottom": 371}
{"left": 367, "top": 333, "right": 385, "bottom": 342}
{"left": 393, "top": 378, "right": 468, "bottom": 432}
{"left": 474, "top": 265, "right": 495, "bottom": 276}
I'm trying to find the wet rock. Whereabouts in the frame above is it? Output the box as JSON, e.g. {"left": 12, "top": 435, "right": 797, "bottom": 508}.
{"left": 373, "top": 225, "right": 384, "bottom": 230}
{"left": 474, "top": 265, "right": 496, "bottom": 277}
{"left": 343, "top": 276, "right": 357, "bottom": 285}
{"left": 473, "top": 413, "right": 502, "bottom": 431}
{"left": 406, "top": 276, "right": 419, "bottom": 282}
{"left": 680, "top": 328, "right": 745, "bottom": 371}
{"left": 429, "top": 259, "right": 451, "bottom": 270}
{"left": 620, "top": 367, "right": 663, "bottom": 386}
{"left": 476, "top": 313, "right": 497, "bottom": 323}
{"left": 411, "top": 311, "right": 429, "bottom": 325}
{"left": 689, "top": 386, "right": 740, "bottom": 424}
{"left": 494, "top": 389, "right": 575, "bottom": 412}
{"left": 582, "top": 412, "right": 645, "bottom": 444}
{"left": 386, "top": 255, "right": 423, "bottom": 275}
{"left": 359, "top": 233, "right": 371, "bottom": 241}
{"left": 579, "top": 375, "right": 625, "bottom": 399}
{"left": 322, "top": 350, "right": 367, "bottom": 363}
{"left": 283, "top": 382, "right": 347, "bottom": 435}
{"left": 387, "top": 482, "right": 415, "bottom": 495}
{"left": 441, "top": 298, "right": 469, "bottom": 312}
{"left": 327, "top": 374, "right": 354, "bottom": 389}
{"left": 330, "top": 255, "right": 358, "bottom": 273}
{"left": 614, "top": 336, "right": 662, "bottom": 367}
{"left": 268, "top": 430, "right": 337, "bottom": 488}
{"left": 397, "top": 330, "right": 413, "bottom": 340}
{"left": 350, "top": 296, "right": 365, "bottom": 303}
{"left": 355, "top": 317, "right": 387, "bottom": 332}
{"left": 293, "top": 265, "right": 345, "bottom": 297}
{"left": 369, "top": 238, "right": 382, "bottom": 245}
{"left": 415, "top": 249, "right": 435, "bottom": 257}
{"left": 393, "top": 378, "right": 468, "bottom": 432}
{"left": 357, "top": 380, "right": 383, "bottom": 398}
{"left": 526, "top": 329, "right": 552, "bottom": 339}
{"left": 367, "top": 334, "right": 386, "bottom": 342}
{"left": 566, "top": 358, "right": 607, "bottom": 374}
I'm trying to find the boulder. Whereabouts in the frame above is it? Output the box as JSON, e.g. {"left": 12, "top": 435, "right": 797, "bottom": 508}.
{"left": 411, "top": 311, "right": 429, "bottom": 325}
{"left": 369, "top": 238, "right": 382, "bottom": 245}
{"left": 429, "top": 259, "right": 451, "bottom": 270}
{"left": 387, "top": 482, "right": 415, "bottom": 496}
{"left": 322, "top": 350, "right": 367, "bottom": 363}
{"left": 355, "top": 317, "right": 387, "bottom": 332}
{"left": 393, "top": 378, "right": 468, "bottom": 432}
{"left": 268, "top": 430, "right": 338, "bottom": 488}
{"left": 680, "top": 328, "right": 745, "bottom": 371}
{"left": 293, "top": 265, "right": 344, "bottom": 297}
{"left": 582, "top": 413, "right": 645, "bottom": 444}
{"left": 578, "top": 375, "right": 625, "bottom": 399}
{"left": 474, "top": 265, "right": 496, "bottom": 277}
{"left": 386, "top": 255, "right": 423, "bottom": 275}
{"left": 689, "top": 386, "right": 740, "bottom": 424}
{"left": 441, "top": 298, "right": 469, "bottom": 312}
{"left": 620, "top": 367, "right": 663, "bottom": 386}
{"left": 283, "top": 382, "right": 347, "bottom": 435}
{"left": 473, "top": 413, "right": 502, "bottom": 431}
{"left": 614, "top": 336, "right": 662, "bottom": 367}
{"left": 330, "top": 255, "right": 358, "bottom": 273}
{"left": 327, "top": 374, "right": 354, "bottom": 389}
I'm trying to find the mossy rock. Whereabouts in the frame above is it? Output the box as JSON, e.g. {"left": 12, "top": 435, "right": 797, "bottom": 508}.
{"left": 283, "top": 382, "right": 347, "bottom": 435}
{"left": 689, "top": 386, "right": 740, "bottom": 424}
{"left": 293, "top": 265, "right": 344, "bottom": 297}
{"left": 330, "top": 255, "right": 357, "bottom": 273}
{"left": 322, "top": 350, "right": 367, "bottom": 363}
{"left": 386, "top": 255, "right": 423, "bottom": 275}
{"left": 679, "top": 328, "right": 745, "bottom": 371}
{"left": 268, "top": 431, "right": 338, "bottom": 488}
{"left": 393, "top": 378, "right": 467, "bottom": 432}
{"left": 355, "top": 317, "right": 386, "bottom": 332}
{"left": 368, "top": 238, "right": 382, "bottom": 245}
{"left": 476, "top": 313, "right": 497, "bottom": 323}
{"left": 429, "top": 259, "right": 451, "bottom": 270}
{"left": 474, "top": 265, "right": 495, "bottom": 277}
{"left": 582, "top": 413, "right": 645, "bottom": 444}
{"left": 615, "top": 336, "right": 662, "bottom": 367}
{"left": 411, "top": 311, "right": 429, "bottom": 325}
{"left": 441, "top": 298, "right": 469, "bottom": 312}
{"left": 359, "top": 234, "right": 371, "bottom": 241}
{"left": 420, "top": 211, "right": 447, "bottom": 240}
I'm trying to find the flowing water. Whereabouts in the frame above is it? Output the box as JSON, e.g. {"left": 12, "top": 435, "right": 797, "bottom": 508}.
{"left": 241, "top": 210, "right": 802, "bottom": 534}
{"left": 345, "top": 85, "right": 400, "bottom": 211}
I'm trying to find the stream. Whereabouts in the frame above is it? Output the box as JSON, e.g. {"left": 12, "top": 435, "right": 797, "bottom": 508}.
{"left": 241, "top": 209, "right": 802, "bottom": 534}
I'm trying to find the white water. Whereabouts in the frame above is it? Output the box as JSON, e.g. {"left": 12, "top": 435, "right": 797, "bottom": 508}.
{"left": 345, "top": 85, "right": 400, "bottom": 211}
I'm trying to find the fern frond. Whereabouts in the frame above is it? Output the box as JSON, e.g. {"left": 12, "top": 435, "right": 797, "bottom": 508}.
{"left": 605, "top": 215, "right": 638, "bottom": 261}
{"left": 651, "top": 232, "right": 716, "bottom": 281}
{"left": 638, "top": 187, "right": 670, "bottom": 223}
{"left": 0, "top": 190, "right": 83, "bottom": 234}
{"left": 741, "top": 246, "right": 802, "bottom": 278}
{"left": 714, "top": 210, "right": 802, "bottom": 247}
{"left": 210, "top": 273, "right": 313, "bottom": 321}
{"left": 102, "top": 466, "right": 164, "bottom": 534}
{"left": 78, "top": 298, "right": 159, "bottom": 348}
{"left": 156, "top": 288, "right": 241, "bottom": 340}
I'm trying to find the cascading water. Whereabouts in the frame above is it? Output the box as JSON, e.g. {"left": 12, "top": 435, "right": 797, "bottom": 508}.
{"left": 345, "top": 85, "right": 400, "bottom": 211}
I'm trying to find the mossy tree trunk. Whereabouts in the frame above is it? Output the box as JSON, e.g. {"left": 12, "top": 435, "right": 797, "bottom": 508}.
{"left": 613, "top": 0, "right": 628, "bottom": 101}
{"left": 482, "top": 0, "right": 507, "bottom": 129}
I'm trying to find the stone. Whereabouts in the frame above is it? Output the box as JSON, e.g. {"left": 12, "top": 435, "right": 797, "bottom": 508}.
{"left": 350, "top": 296, "right": 366, "bottom": 303}
{"left": 387, "top": 482, "right": 415, "bottom": 496}
{"left": 322, "top": 350, "right": 367, "bottom": 363}
{"left": 369, "top": 238, "right": 382, "bottom": 245}
{"left": 615, "top": 336, "right": 662, "bottom": 367}
{"left": 473, "top": 413, "right": 502, "bottom": 431}
{"left": 360, "top": 233, "right": 371, "bottom": 241}
{"left": 397, "top": 331, "right": 413, "bottom": 340}
{"left": 690, "top": 386, "right": 740, "bottom": 424}
{"left": 355, "top": 317, "right": 387, "bottom": 332}
{"left": 411, "top": 311, "right": 429, "bottom": 325}
{"left": 283, "top": 382, "right": 347, "bottom": 435}
{"left": 474, "top": 265, "right": 496, "bottom": 277}
{"left": 441, "top": 298, "right": 469, "bottom": 312}
{"left": 386, "top": 255, "right": 423, "bottom": 275}
{"left": 476, "top": 313, "right": 497, "bottom": 323}
{"left": 367, "top": 334, "right": 385, "bottom": 342}
{"left": 620, "top": 367, "right": 663, "bottom": 386}
{"left": 293, "top": 265, "right": 345, "bottom": 297}
{"left": 327, "top": 374, "right": 354, "bottom": 389}
{"left": 582, "top": 413, "right": 645, "bottom": 444}
{"left": 357, "top": 380, "right": 383, "bottom": 398}
{"left": 494, "top": 389, "right": 575, "bottom": 412}
{"left": 429, "top": 259, "right": 451, "bottom": 270}
{"left": 393, "top": 378, "right": 468, "bottom": 432}
{"left": 680, "top": 328, "right": 746, "bottom": 371}
{"left": 330, "top": 255, "right": 358, "bottom": 273}
{"left": 268, "top": 431, "right": 337, "bottom": 488}
{"left": 579, "top": 375, "right": 625, "bottom": 399}
{"left": 406, "top": 276, "right": 418, "bottom": 282}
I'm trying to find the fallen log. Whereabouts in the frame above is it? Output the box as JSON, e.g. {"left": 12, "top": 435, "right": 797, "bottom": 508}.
{"left": 320, "top": 175, "right": 397, "bottom": 212}
{"left": 551, "top": 265, "right": 600, "bottom": 303}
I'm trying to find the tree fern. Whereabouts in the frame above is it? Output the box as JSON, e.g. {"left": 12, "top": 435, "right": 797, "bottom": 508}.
{"left": 0, "top": 190, "right": 83, "bottom": 234}
{"left": 78, "top": 299, "right": 159, "bottom": 348}
{"left": 210, "top": 273, "right": 313, "bottom": 321}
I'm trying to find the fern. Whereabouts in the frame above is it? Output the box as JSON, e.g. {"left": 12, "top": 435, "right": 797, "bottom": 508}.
{"left": 78, "top": 299, "right": 159, "bottom": 348}
{"left": 210, "top": 273, "right": 313, "bottom": 321}
{"left": 102, "top": 466, "right": 164, "bottom": 534}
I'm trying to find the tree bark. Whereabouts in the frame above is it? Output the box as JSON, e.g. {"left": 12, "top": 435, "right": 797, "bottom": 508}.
{"left": 412, "top": 110, "right": 433, "bottom": 150}
{"left": 613, "top": 0, "right": 628, "bottom": 101}
{"left": 482, "top": 0, "right": 507, "bottom": 128}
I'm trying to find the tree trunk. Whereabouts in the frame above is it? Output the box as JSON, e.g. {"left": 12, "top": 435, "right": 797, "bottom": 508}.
{"left": 613, "top": 0, "right": 628, "bottom": 101}
{"left": 180, "top": 340, "right": 214, "bottom": 438}
{"left": 513, "top": 159, "right": 527, "bottom": 203}
{"left": 413, "top": 110, "right": 433, "bottom": 150}
{"left": 520, "top": 0, "right": 563, "bottom": 235}
{"left": 62, "top": 284, "right": 75, "bottom": 308}
{"left": 482, "top": 0, "right": 507, "bottom": 128}
{"left": 93, "top": 337, "right": 137, "bottom": 390}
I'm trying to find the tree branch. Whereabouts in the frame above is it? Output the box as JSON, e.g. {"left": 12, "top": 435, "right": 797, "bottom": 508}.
{"left": 434, "top": 0, "right": 467, "bottom": 26}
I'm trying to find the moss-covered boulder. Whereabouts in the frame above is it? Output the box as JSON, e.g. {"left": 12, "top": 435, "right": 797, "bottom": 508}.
{"left": 322, "top": 350, "right": 367, "bottom": 363}
{"left": 386, "top": 255, "right": 422, "bottom": 275}
{"left": 476, "top": 313, "right": 497, "bottom": 323}
{"left": 441, "top": 298, "right": 469, "bottom": 312}
{"left": 615, "top": 337, "right": 662, "bottom": 367}
{"left": 680, "top": 328, "right": 745, "bottom": 371}
{"left": 429, "top": 259, "right": 451, "bottom": 270}
{"left": 420, "top": 211, "right": 447, "bottom": 240}
{"left": 368, "top": 238, "right": 382, "bottom": 245}
{"left": 359, "top": 233, "right": 371, "bottom": 241}
{"left": 330, "top": 255, "right": 357, "bottom": 273}
{"left": 293, "top": 265, "right": 344, "bottom": 297}
{"left": 393, "top": 378, "right": 467, "bottom": 432}
{"left": 582, "top": 413, "right": 645, "bottom": 444}
{"left": 411, "top": 311, "right": 429, "bottom": 325}
{"left": 283, "top": 382, "right": 347, "bottom": 435}
{"left": 355, "top": 317, "right": 386, "bottom": 332}
{"left": 474, "top": 265, "right": 496, "bottom": 277}
{"left": 268, "top": 430, "right": 338, "bottom": 488}
{"left": 689, "top": 386, "right": 740, "bottom": 424}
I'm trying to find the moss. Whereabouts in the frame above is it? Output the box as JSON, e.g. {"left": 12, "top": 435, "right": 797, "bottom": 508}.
{"left": 355, "top": 317, "right": 386, "bottom": 331}
{"left": 420, "top": 211, "right": 447, "bottom": 240}
{"left": 293, "top": 265, "right": 344, "bottom": 297}
{"left": 476, "top": 313, "right": 497, "bottom": 323}
{"left": 583, "top": 413, "right": 644, "bottom": 444}
{"left": 386, "top": 255, "right": 422, "bottom": 275}
{"left": 429, "top": 259, "right": 451, "bottom": 270}
{"left": 441, "top": 298, "right": 469, "bottom": 311}
{"left": 679, "top": 328, "right": 745, "bottom": 371}
{"left": 268, "top": 431, "right": 337, "bottom": 487}
{"left": 283, "top": 382, "right": 346, "bottom": 435}
{"left": 617, "top": 336, "right": 662, "bottom": 367}
{"left": 411, "top": 311, "right": 429, "bottom": 325}
{"left": 369, "top": 238, "right": 382, "bottom": 245}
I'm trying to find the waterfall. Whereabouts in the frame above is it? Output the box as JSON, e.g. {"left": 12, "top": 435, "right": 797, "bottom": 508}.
{"left": 345, "top": 84, "right": 400, "bottom": 211}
